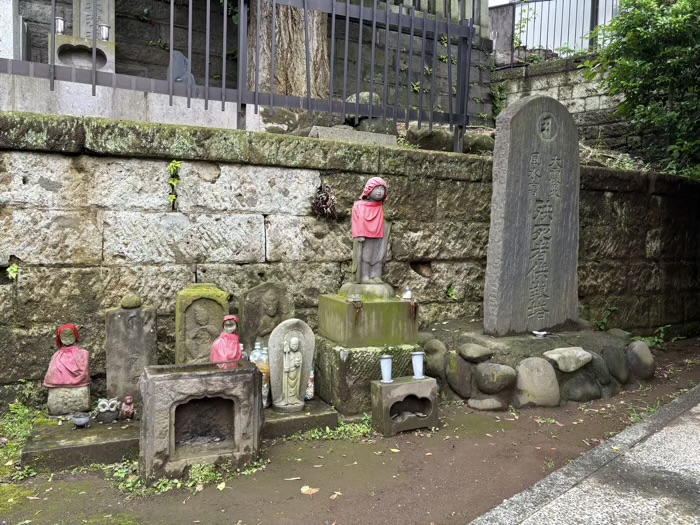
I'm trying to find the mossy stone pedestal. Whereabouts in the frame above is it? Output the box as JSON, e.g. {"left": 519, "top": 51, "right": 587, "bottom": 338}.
{"left": 318, "top": 294, "right": 418, "bottom": 348}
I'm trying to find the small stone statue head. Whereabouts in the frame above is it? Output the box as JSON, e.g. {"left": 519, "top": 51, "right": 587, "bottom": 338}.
{"left": 123, "top": 395, "right": 134, "bottom": 406}
{"left": 261, "top": 290, "right": 279, "bottom": 317}
{"left": 223, "top": 315, "right": 239, "bottom": 334}
{"left": 289, "top": 336, "right": 300, "bottom": 352}
{"left": 360, "top": 177, "right": 388, "bottom": 203}
{"left": 56, "top": 324, "right": 79, "bottom": 348}
{"left": 193, "top": 304, "right": 210, "bottom": 326}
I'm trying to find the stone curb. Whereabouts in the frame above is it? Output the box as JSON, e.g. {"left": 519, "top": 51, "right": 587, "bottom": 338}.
{"left": 467, "top": 382, "right": 700, "bottom": 525}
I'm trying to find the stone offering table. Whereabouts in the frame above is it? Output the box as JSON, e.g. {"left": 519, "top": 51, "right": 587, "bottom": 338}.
{"left": 140, "top": 361, "right": 262, "bottom": 481}
{"left": 370, "top": 377, "right": 438, "bottom": 437}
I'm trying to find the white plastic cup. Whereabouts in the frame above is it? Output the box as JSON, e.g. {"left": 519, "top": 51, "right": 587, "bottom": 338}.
{"left": 411, "top": 351, "right": 425, "bottom": 379}
{"left": 380, "top": 354, "right": 393, "bottom": 383}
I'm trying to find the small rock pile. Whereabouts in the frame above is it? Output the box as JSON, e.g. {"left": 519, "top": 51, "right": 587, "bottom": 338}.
{"left": 418, "top": 332, "right": 657, "bottom": 410}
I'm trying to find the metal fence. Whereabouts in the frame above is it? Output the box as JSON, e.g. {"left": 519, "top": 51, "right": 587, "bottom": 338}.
{"left": 0, "top": 0, "right": 476, "bottom": 151}
{"left": 491, "top": 0, "right": 619, "bottom": 68}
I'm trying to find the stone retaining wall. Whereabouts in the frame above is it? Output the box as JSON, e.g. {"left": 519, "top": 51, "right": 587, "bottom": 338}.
{"left": 492, "top": 60, "right": 637, "bottom": 151}
{"left": 0, "top": 111, "right": 698, "bottom": 389}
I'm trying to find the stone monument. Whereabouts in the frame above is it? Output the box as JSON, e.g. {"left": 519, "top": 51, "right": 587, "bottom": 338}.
{"left": 483, "top": 95, "right": 580, "bottom": 336}
{"left": 239, "top": 282, "right": 293, "bottom": 351}
{"left": 51, "top": 0, "right": 116, "bottom": 72}
{"left": 44, "top": 324, "right": 90, "bottom": 415}
{"left": 175, "top": 283, "right": 229, "bottom": 364}
{"left": 316, "top": 176, "right": 420, "bottom": 414}
{"left": 268, "top": 319, "right": 314, "bottom": 413}
{"left": 105, "top": 293, "right": 157, "bottom": 410}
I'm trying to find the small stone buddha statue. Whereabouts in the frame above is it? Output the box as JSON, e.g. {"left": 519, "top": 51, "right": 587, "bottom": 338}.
{"left": 210, "top": 315, "right": 242, "bottom": 364}
{"left": 281, "top": 336, "right": 304, "bottom": 409}
{"left": 44, "top": 324, "right": 91, "bottom": 415}
{"left": 352, "top": 177, "right": 390, "bottom": 284}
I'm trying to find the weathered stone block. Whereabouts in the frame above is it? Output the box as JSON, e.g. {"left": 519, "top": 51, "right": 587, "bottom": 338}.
{"left": 514, "top": 357, "right": 560, "bottom": 408}
{"left": 175, "top": 283, "right": 229, "bottom": 364}
{"left": 102, "top": 212, "right": 265, "bottom": 264}
{"left": 384, "top": 261, "right": 484, "bottom": 303}
{"left": 47, "top": 386, "right": 90, "bottom": 415}
{"left": 314, "top": 336, "right": 418, "bottom": 414}
{"left": 445, "top": 351, "right": 473, "bottom": 398}
{"left": 0, "top": 209, "right": 102, "bottom": 265}
{"left": 140, "top": 362, "right": 262, "bottom": 481}
{"left": 391, "top": 221, "right": 489, "bottom": 261}
{"left": 484, "top": 96, "right": 580, "bottom": 336}
{"left": 318, "top": 295, "right": 418, "bottom": 347}
{"left": 265, "top": 216, "right": 351, "bottom": 262}
{"left": 0, "top": 112, "right": 84, "bottom": 153}
{"left": 436, "top": 181, "right": 492, "bottom": 222}
{"left": 370, "top": 377, "right": 438, "bottom": 437}
{"left": 177, "top": 164, "right": 320, "bottom": 215}
{"left": 105, "top": 301, "right": 157, "bottom": 408}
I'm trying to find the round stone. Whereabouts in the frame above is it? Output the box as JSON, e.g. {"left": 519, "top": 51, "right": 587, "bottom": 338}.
{"left": 457, "top": 343, "right": 494, "bottom": 363}
{"left": 607, "top": 328, "right": 632, "bottom": 344}
{"left": 468, "top": 396, "right": 508, "bottom": 411}
{"left": 560, "top": 369, "right": 601, "bottom": 403}
{"left": 589, "top": 352, "right": 612, "bottom": 385}
{"left": 543, "top": 347, "right": 592, "bottom": 373}
{"left": 418, "top": 332, "right": 435, "bottom": 345}
{"left": 120, "top": 293, "right": 143, "bottom": 309}
{"left": 627, "top": 341, "right": 655, "bottom": 380}
{"left": 514, "top": 357, "right": 560, "bottom": 408}
{"left": 475, "top": 363, "right": 517, "bottom": 395}
{"left": 602, "top": 346, "right": 630, "bottom": 384}
{"left": 424, "top": 339, "right": 447, "bottom": 355}
{"left": 445, "top": 351, "right": 473, "bottom": 398}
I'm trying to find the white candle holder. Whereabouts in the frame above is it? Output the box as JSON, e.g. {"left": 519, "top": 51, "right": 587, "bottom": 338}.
{"left": 411, "top": 351, "right": 425, "bottom": 379}
{"left": 401, "top": 287, "right": 413, "bottom": 301}
{"left": 380, "top": 354, "right": 393, "bottom": 383}
{"left": 55, "top": 17, "right": 65, "bottom": 35}
{"left": 98, "top": 24, "right": 110, "bottom": 41}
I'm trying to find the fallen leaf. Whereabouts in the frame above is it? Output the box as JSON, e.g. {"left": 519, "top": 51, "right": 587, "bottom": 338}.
{"left": 485, "top": 433, "right": 493, "bottom": 437}
{"left": 284, "top": 477, "right": 302, "bottom": 481}
{"left": 373, "top": 451, "right": 383, "bottom": 455}
{"left": 217, "top": 482, "right": 226, "bottom": 491}
{"left": 330, "top": 491, "right": 342, "bottom": 499}
{"left": 425, "top": 453, "right": 433, "bottom": 456}
{"left": 390, "top": 448, "right": 401, "bottom": 453}
{"left": 313, "top": 465, "right": 323, "bottom": 468}
{"left": 79, "top": 491, "right": 86, "bottom": 495}
{"left": 555, "top": 421, "right": 564, "bottom": 427}
{"left": 4, "top": 460, "right": 14, "bottom": 466}
{"left": 611, "top": 446, "right": 620, "bottom": 451}
{"left": 301, "top": 485, "right": 319, "bottom": 495}
{"left": 27, "top": 496, "right": 40, "bottom": 500}
{"left": 195, "top": 484, "right": 204, "bottom": 493}
{"left": 344, "top": 461, "right": 358, "bottom": 466}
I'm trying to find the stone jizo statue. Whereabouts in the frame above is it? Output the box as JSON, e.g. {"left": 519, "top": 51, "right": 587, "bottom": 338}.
{"left": 269, "top": 319, "right": 314, "bottom": 413}
{"left": 44, "top": 324, "right": 91, "bottom": 389}
{"left": 352, "top": 177, "right": 391, "bottom": 284}
{"left": 185, "top": 303, "right": 220, "bottom": 364}
{"left": 282, "top": 336, "right": 303, "bottom": 407}
{"left": 210, "top": 315, "right": 242, "bottom": 364}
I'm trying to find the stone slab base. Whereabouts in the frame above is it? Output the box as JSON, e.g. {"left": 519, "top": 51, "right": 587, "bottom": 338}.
{"left": 371, "top": 376, "right": 439, "bottom": 437}
{"left": 318, "top": 294, "right": 418, "bottom": 348}
{"left": 314, "top": 336, "right": 421, "bottom": 415}
{"left": 262, "top": 399, "right": 338, "bottom": 439}
{"left": 47, "top": 386, "right": 90, "bottom": 416}
{"left": 21, "top": 420, "right": 139, "bottom": 471}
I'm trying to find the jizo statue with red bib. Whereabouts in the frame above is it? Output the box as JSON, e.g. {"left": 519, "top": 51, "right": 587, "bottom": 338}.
{"left": 351, "top": 177, "right": 390, "bottom": 284}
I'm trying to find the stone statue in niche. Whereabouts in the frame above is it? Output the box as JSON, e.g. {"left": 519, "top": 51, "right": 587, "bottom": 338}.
{"left": 240, "top": 282, "right": 293, "bottom": 351}
{"left": 184, "top": 300, "right": 221, "bottom": 364}
{"left": 44, "top": 324, "right": 91, "bottom": 415}
{"left": 119, "top": 395, "right": 135, "bottom": 420}
{"left": 268, "top": 319, "right": 314, "bottom": 413}
{"left": 210, "top": 315, "right": 242, "bottom": 364}
{"left": 352, "top": 177, "right": 391, "bottom": 284}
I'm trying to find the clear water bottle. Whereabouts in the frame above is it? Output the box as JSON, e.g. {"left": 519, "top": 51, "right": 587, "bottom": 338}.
{"left": 240, "top": 343, "right": 247, "bottom": 361}
{"left": 249, "top": 341, "right": 262, "bottom": 363}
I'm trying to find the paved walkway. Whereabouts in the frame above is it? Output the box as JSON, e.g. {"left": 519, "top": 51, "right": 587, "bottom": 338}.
{"left": 469, "top": 385, "right": 700, "bottom": 525}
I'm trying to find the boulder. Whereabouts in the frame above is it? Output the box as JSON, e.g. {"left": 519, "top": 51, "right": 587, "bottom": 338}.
{"left": 607, "top": 328, "right": 632, "bottom": 344}
{"left": 445, "top": 351, "right": 473, "bottom": 399}
{"left": 475, "top": 363, "right": 516, "bottom": 395}
{"left": 458, "top": 343, "right": 494, "bottom": 363}
{"left": 424, "top": 339, "right": 447, "bottom": 356}
{"left": 468, "top": 396, "right": 508, "bottom": 411}
{"left": 345, "top": 92, "right": 381, "bottom": 122}
{"left": 418, "top": 332, "right": 436, "bottom": 345}
{"left": 560, "top": 368, "right": 601, "bottom": 403}
{"left": 602, "top": 346, "right": 630, "bottom": 384}
{"left": 627, "top": 341, "right": 655, "bottom": 380}
{"left": 462, "top": 133, "right": 495, "bottom": 154}
{"left": 514, "top": 357, "right": 560, "bottom": 408}
{"left": 589, "top": 352, "right": 612, "bottom": 386}
{"left": 356, "top": 118, "right": 398, "bottom": 135}
{"left": 424, "top": 340, "right": 448, "bottom": 389}
{"left": 543, "top": 347, "right": 592, "bottom": 373}
{"left": 406, "top": 124, "right": 453, "bottom": 152}
{"left": 600, "top": 378, "right": 621, "bottom": 399}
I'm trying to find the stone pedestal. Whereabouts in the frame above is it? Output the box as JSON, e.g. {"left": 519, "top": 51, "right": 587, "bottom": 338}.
{"left": 371, "top": 377, "right": 438, "bottom": 437}
{"left": 140, "top": 361, "right": 262, "bottom": 481}
{"left": 314, "top": 336, "right": 420, "bottom": 414}
{"left": 175, "top": 283, "right": 229, "bottom": 364}
{"left": 47, "top": 386, "right": 90, "bottom": 415}
{"left": 318, "top": 294, "right": 418, "bottom": 348}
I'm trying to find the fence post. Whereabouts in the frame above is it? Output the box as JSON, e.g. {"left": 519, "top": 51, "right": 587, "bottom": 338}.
{"left": 237, "top": 0, "right": 248, "bottom": 129}
{"left": 453, "top": 19, "right": 472, "bottom": 153}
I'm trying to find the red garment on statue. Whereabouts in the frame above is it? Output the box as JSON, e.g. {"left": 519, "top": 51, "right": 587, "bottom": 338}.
{"left": 210, "top": 333, "right": 242, "bottom": 363}
{"left": 43, "top": 346, "right": 91, "bottom": 388}
{"left": 352, "top": 200, "right": 385, "bottom": 238}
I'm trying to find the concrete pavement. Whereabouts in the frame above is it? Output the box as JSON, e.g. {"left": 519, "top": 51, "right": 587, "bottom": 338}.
{"left": 469, "top": 384, "right": 700, "bottom": 525}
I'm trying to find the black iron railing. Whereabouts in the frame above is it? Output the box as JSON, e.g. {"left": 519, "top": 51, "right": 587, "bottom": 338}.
{"left": 0, "top": 0, "right": 476, "bottom": 151}
{"left": 491, "top": 0, "right": 620, "bottom": 68}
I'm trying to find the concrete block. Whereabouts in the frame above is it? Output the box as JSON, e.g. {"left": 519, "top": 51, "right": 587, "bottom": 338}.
{"left": 370, "top": 376, "right": 439, "bottom": 437}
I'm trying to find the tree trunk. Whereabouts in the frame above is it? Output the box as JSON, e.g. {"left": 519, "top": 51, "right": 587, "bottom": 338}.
{"left": 246, "top": 0, "right": 330, "bottom": 100}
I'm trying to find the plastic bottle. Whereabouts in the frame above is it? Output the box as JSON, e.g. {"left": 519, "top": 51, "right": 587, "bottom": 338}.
{"left": 258, "top": 347, "right": 271, "bottom": 408}
{"left": 249, "top": 341, "right": 262, "bottom": 363}
{"left": 240, "top": 343, "right": 247, "bottom": 361}
{"left": 305, "top": 366, "right": 315, "bottom": 401}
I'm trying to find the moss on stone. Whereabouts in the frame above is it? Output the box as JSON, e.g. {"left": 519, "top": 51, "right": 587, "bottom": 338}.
{"left": 0, "top": 111, "right": 84, "bottom": 153}
{"left": 0, "top": 484, "right": 33, "bottom": 514}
